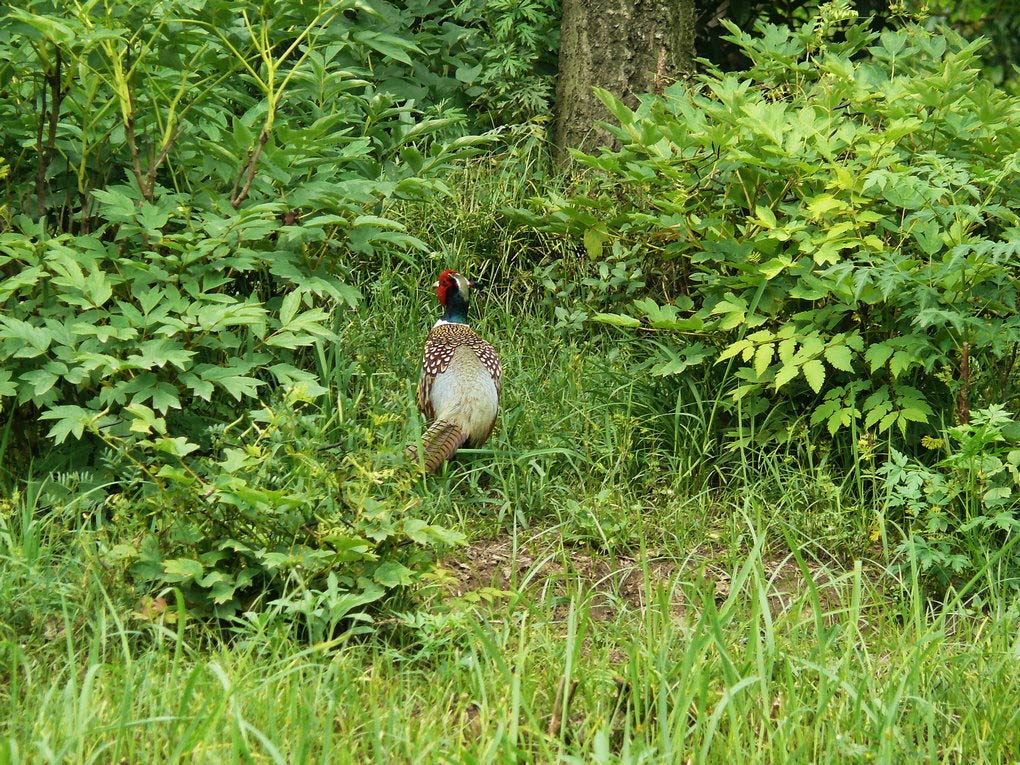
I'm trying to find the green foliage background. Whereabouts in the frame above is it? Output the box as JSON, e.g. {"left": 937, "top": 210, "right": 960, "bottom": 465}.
{"left": 522, "top": 6, "right": 1020, "bottom": 587}
{"left": 1, "top": 1, "right": 1020, "bottom": 761}
{"left": 1, "top": 0, "right": 1019, "bottom": 633}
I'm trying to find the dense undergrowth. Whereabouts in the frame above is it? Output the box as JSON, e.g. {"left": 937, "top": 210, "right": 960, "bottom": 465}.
{"left": 1, "top": 1, "right": 1020, "bottom": 761}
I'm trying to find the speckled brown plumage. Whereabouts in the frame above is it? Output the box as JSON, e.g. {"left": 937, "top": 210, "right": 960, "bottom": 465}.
{"left": 416, "top": 322, "right": 503, "bottom": 423}
{"left": 407, "top": 270, "right": 503, "bottom": 473}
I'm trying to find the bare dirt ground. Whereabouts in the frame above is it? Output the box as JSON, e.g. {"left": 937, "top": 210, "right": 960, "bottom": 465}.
{"left": 441, "top": 535, "right": 874, "bottom": 621}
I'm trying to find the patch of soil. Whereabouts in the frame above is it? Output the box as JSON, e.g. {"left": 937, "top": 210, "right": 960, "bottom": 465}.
{"left": 443, "top": 537, "right": 681, "bottom": 617}
{"left": 442, "top": 534, "right": 882, "bottom": 624}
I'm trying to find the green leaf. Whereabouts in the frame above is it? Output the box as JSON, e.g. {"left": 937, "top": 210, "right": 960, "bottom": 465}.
{"left": 125, "top": 403, "right": 167, "bottom": 435}
{"left": 151, "top": 436, "right": 200, "bottom": 457}
{"left": 718, "top": 339, "right": 753, "bottom": 363}
{"left": 754, "top": 205, "right": 777, "bottom": 229}
{"left": 373, "top": 561, "right": 414, "bottom": 588}
{"left": 754, "top": 344, "right": 774, "bottom": 378}
{"left": 802, "top": 359, "right": 825, "bottom": 393}
{"left": 865, "top": 343, "right": 894, "bottom": 372}
{"left": 889, "top": 349, "right": 916, "bottom": 378}
{"left": 352, "top": 31, "right": 422, "bottom": 65}
{"left": 592, "top": 312, "right": 640, "bottom": 328}
{"left": 0, "top": 265, "right": 45, "bottom": 300}
{"left": 0, "top": 370, "right": 16, "bottom": 397}
{"left": 180, "top": 372, "right": 215, "bottom": 401}
{"left": 758, "top": 257, "right": 792, "bottom": 279}
{"left": 774, "top": 364, "right": 799, "bottom": 390}
{"left": 0, "top": 317, "right": 52, "bottom": 357}
{"left": 126, "top": 339, "right": 195, "bottom": 371}
{"left": 824, "top": 344, "right": 854, "bottom": 372}
{"left": 583, "top": 228, "right": 605, "bottom": 260}
{"left": 279, "top": 291, "right": 301, "bottom": 326}
{"left": 39, "top": 405, "right": 91, "bottom": 443}
{"left": 162, "top": 558, "right": 204, "bottom": 582}
{"left": 807, "top": 194, "right": 846, "bottom": 217}
{"left": 150, "top": 382, "right": 182, "bottom": 413}
{"left": 201, "top": 368, "right": 264, "bottom": 401}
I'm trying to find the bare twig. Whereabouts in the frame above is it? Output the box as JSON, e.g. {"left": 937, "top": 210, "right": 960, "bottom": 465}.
{"left": 230, "top": 127, "right": 270, "bottom": 208}
{"left": 547, "top": 677, "right": 579, "bottom": 739}
{"left": 125, "top": 102, "right": 148, "bottom": 200}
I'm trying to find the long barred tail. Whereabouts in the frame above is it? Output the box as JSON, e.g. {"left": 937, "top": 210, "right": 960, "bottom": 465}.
{"left": 406, "top": 419, "right": 469, "bottom": 473}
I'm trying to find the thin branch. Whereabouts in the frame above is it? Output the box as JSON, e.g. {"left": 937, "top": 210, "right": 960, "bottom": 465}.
{"left": 230, "top": 127, "right": 270, "bottom": 208}
{"left": 144, "top": 124, "right": 186, "bottom": 196}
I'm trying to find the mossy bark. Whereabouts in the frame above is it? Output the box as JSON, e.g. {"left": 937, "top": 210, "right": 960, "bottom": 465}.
{"left": 554, "top": 0, "right": 695, "bottom": 165}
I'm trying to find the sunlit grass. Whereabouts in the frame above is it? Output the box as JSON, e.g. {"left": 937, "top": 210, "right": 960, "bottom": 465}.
{"left": 3, "top": 494, "right": 1020, "bottom": 762}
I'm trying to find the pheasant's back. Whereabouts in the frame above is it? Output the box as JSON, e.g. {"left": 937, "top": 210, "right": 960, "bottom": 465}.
{"left": 408, "top": 271, "right": 503, "bottom": 472}
{"left": 417, "top": 322, "right": 502, "bottom": 422}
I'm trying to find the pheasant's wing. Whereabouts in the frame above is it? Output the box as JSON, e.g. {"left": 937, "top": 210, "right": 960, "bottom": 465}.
{"left": 416, "top": 324, "right": 460, "bottom": 421}
{"left": 416, "top": 367, "right": 434, "bottom": 420}
{"left": 467, "top": 333, "right": 502, "bottom": 398}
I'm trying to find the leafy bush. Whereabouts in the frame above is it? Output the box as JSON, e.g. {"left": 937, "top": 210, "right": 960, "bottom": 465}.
{"left": 881, "top": 407, "right": 1020, "bottom": 594}
{"left": 521, "top": 6, "right": 1020, "bottom": 451}
{"left": 0, "top": 0, "right": 478, "bottom": 618}
{"left": 0, "top": 0, "right": 484, "bottom": 462}
{"left": 347, "top": 0, "right": 559, "bottom": 129}
{"left": 109, "top": 392, "right": 463, "bottom": 623}
{"left": 513, "top": 4, "right": 1020, "bottom": 591}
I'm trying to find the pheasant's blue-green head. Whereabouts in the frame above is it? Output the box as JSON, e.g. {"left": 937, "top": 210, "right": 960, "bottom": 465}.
{"left": 435, "top": 269, "right": 474, "bottom": 324}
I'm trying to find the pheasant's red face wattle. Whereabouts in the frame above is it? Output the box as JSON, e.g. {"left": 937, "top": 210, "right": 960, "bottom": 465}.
{"left": 435, "top": 269, "right": 459, "bottom": 306}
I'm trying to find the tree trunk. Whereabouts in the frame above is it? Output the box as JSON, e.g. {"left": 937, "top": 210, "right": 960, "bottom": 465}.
{"left": 554, "top": 0, "right": 695, "bottom": 165}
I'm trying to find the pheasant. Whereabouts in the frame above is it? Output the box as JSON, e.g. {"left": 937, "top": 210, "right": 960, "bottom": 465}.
{"left": 407, "top": 270, "right": 502, "bottom": 473}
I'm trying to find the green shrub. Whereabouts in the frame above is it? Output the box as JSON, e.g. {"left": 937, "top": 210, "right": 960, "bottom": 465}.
{"left": 521, "top": 5, "right": 1020, "bottom": 451}
{"left": 515, "top": 4, "right": 1020, "bottom": 591}
{"left": 881, "top": 406, "right": 1020, "bottom": 594}
{"left": 111, "top": 392, "right": 463, "bottom": 623}
{"left": 378, "top": 0, "right": 559, "bottom": 128}
{"left": 0, "top": 0, "right": 478, "bottom": 618}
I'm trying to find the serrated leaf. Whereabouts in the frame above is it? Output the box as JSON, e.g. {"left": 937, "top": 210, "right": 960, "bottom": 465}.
{"left": 777, "top": 337, "right": 797, "bottom": 363}
{"left": 754, "top": 205, "right": 777, "bottom": 229}
{"left": 899, "top": 407, "right": 931, "bottom": 424}
{"left": 162, "top": 558, "right": 204, "bottom": 582}
{"left": 180, "top": 372, "right": 215, "bottom": 401}
{"left": 204, "top": 370, "right": 264, "bottom": 401}
{"left": 718, "top": 339, "right": 752, "bottom": 363}
{"left": 0, "top": 265, "right": 45, "bottom": 300}
{"left": 0, "top": 370, "right": 16, "bottom": 397}
{"left": 152, "top": 436, "right": 200, "bottom": 457}
{"left": 774, "top": 364, "right": 799, "bottom": 389}
{"left": 827, "top": 408, "right": 854, "bottom": 435}
{"left": 0, "top": 316, "right": 52, "bottom": 357}
{"left": 150, "top": 382, "right": 181, "bottom": 413}
{"left": 39, "top": 405, "right": 91, "bottom": 443}
{"left": 889, "top": 350, "right": 915, "bottom": 378}
{"left": 802, "top": 359, "right": 825, "bottom": 393}
{"left": 865, "top": 400, "right": 892, "bottom": 429}
{"left": 280, "top": 290, "right": 301, "bottom": 326}
{"left": 807, "top": 194, "right": 846, "bottom": 217}
{"left": 373, "top": 561, "right": 414, "bottom": 588}
{"left": 758, "top": 257, "right": 791, "bottom": 279}
{"left": 865, "top": 343, "right": 894, "bottom": 372}
{"left": 824, "top": 344, "right": 854, "bottom": 372}
{"left": 754, "top": 344, "right": 774, "bottom": 377}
